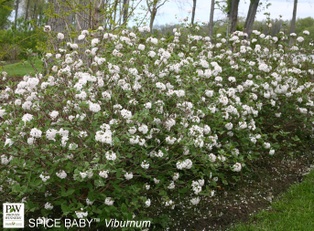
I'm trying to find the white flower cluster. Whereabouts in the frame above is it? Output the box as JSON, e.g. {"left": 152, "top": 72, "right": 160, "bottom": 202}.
{"left": 75, "top": 210, "right": 88, "bottom": 218}
{"left": 1, "top": 155, "right": 13, "bottom": 165}
{"left": 44, "top": 202, "right": 54, "bottom": 210}
{"left": 191, "top": 179, "right": 205, "bottom": 195}
{"left": 79, "top": 170, "right": 93, "bottom": 179}
{"left": 99, "top": 170, "right": 109, "bottom": 178}
{"left": 176, "top": 159, "right": 193, "bottom": 170}
{"left": 39, "top": 173, "right": 50, "bottom": 182}
{"left": 56, "top": 170, "right": 67, "bottom": 179}
{"left": 30, "top": 128, "right": 42, "bottom": 138}
{"left": 95, "top": 130, "right": 112, "bottom": 145}
{"left": 104, "top": 197, "right": 114, "bottom": 206}
{"left": 124, "top": 172, "right": 133, "bottom": 180}
{"left": 105, "top": 151, "right": 117, "bottom": 161}
{"left": 232, "top": 163, "right": 242, "bottom": 172}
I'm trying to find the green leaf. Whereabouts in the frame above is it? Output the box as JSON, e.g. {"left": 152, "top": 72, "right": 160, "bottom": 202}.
{"left": 94, "top": 179, "right": 105, "bottom": 187}
{"left": 61, "top": 203, "right": 70, "bottom": 215}
{"left": 61, "top": 188, "right": 75, "bottom": 197}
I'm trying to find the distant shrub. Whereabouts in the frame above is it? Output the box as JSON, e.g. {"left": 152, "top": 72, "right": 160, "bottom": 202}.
{"left": 0, "top": 28, "right": 44, "bottom": 61}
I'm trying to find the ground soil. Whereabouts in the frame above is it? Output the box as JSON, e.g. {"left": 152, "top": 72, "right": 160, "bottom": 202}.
{"left": 174, "top": 150, "right": 314, "bottom": 231}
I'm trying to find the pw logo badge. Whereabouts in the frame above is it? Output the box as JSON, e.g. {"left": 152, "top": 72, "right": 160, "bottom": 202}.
{"left": 3, "top": 203, "right": 24, "bottom": 228}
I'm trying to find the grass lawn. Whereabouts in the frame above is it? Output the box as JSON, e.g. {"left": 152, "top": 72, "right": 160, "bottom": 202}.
{"left": 1, "top": 59, "right": 43, "bottom": 77}
{"left": 230, "top": 168, "right": 314, "bottom": 231}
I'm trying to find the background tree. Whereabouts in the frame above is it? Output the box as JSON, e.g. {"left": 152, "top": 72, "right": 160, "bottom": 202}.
{"left": 24, "top": 0, "right": 46, "bottom": 27}
{"left": 146, "top": 0, "right": 168, "bottom": 32}
{"left": 14, "top": 0, "right": 20, "bottom": 28}
{"left": 191, "top": 0, "right": 197, "bottom": 25}
{"left": 289, "top": 0, "right": 298, "bottom": 45}
{"left": 0, "top": 0, "right": 14, "bottom": 29}
{"left": 228, "top": 0, "right": 240, "bottom": 34}
{"left": 46, "top": 0, "right": 143, "bottom": 33}
{"left": 290, "top": 0, "right": 298, "bottom": 34}
{"left": 23, "top": 0, "right": 30, "bottom": 24}
{"left": 122, "top": 0, "right": 130, "bottom": 25}
{"left": 46, "top": 0, "right": 71, "bottom": 33}
{"left": 46, "top": 0, "right": 106, "bottom": 33}
{"left": 244, "top": 0, "right": 260, "bottom": 36}
{"left": 76, "top": 0, "right": 105, "bottom": 30}
{"left": 208, "top": 0, "right": 215, "bottom": 37}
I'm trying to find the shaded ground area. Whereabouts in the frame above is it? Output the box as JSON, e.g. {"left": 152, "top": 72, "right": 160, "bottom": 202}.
{"left": 172, "top": 151, "right": 314, "bottom": 231}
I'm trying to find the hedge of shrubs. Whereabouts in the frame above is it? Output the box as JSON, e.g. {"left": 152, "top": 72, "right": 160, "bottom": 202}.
{"left": 0, "top": 26, "right": 313, "bottom": 229}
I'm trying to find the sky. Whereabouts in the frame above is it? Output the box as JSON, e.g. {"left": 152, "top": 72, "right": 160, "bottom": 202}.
{"left": 153, "top": 0, "right": 314, "bottom": 26}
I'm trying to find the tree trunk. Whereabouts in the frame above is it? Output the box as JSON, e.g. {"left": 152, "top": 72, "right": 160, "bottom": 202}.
{"left": 32, "top": 1, "right": 38, "bottom": 25}
{"left": 290, "top": 0, "right": 298, "bottom": 34}
{"left": 14, "top": 0, "right": 20, "bottom": 28}
{"left": 208, "top": 0, "right": 215, "bottom": 37}
{"left": 112, "top": 0, "right": 119, "bottom": 29}
{"left": 122, "top": 0, "right": 129, "bottom": 25}
{"left": 289, "top": 0, "right": 298, "bottom": 45}
{"left": 47, "top": 0, "right": 68, "bottom": 33}
{"left": 149, "top": 6, "right": 157, "bottom": 32}
{"left": 79, "top": 0, "right": 90, "bottom": 30}
{"left": 244, "top": 0, "right": 260, "bottom": 37}
{"left": 37, "top": 1, "right": 44, "bottom": 26}
{"left": 24, "top": 0, "right": 30, "bottom": 22}
{"left": 95, "top": 0, "right": 104, "bottom": 29}
{"left": 147, "top": 0, "right": 167, "bottom": 32}
{"left": 191, "top": 0, "right": 196, "bottom": 25}
{"left": 229, "top": 0, "right": 240, "bottom": 34}
{"left": 77, "top": 0, "right": 104, "bottom": 30}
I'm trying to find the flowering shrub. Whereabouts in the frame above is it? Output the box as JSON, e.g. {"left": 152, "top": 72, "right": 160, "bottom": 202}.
{"left": 0, "top": 26, "right": 313, "bottom": 228}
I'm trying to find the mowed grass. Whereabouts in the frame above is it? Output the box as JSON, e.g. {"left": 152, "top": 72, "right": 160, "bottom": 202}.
{"left": 230, "top": 169, "right": 314, "bottom": 231}
{"left": 1, "top": 59, "right": 43, "bottom": 77}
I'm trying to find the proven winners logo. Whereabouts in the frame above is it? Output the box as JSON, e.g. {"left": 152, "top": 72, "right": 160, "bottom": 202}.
{"left": 3, "top": 203, "right": 150, "bottom": 229}
{"left": 3, "top": 203, "right": 24, "bottom": 228}
{"left": 3, "top": 203, "right": 98, "bottom": 229}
